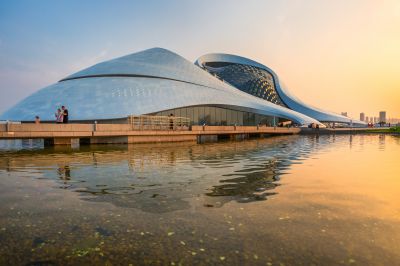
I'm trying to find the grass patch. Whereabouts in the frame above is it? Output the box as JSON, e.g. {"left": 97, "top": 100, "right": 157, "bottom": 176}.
{"left": 368, "top": 126, "right": 400, "bottom": 133}
{"left": 389, "top": 126, "right": 400, "bottom": 133}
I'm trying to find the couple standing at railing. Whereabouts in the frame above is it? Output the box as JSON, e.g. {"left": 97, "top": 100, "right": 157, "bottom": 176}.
{"left": 55, "top": 106, "right": 69, "bottom": 124}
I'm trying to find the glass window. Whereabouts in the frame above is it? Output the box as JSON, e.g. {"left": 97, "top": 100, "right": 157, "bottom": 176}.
{"left": 204, "top": 107, "right": 211, "bottom": 125}
{"left": 237, "top": 111, "right": 243, "bottom": 125}
{"left": 181, "top": 107, "right": 187, "bottom": 118}
{"left": 150, "top": 106, "right": 278, "bottom": 126}
{"left": 186, "top": 107, "right": 194, "bottom": 124}
{"left": 255, "top": 114, "right": 262, "bottom": 125}
{"left": 215, "top": 107, "right": 221, "bottom": 125}
{"left": 230, "top": 110, "right": 235, "bottom": 125}
{"left": 199, "top": 106, "right": 206, "bottom": 125}
{"left": 226, "top": 109, "right": 233, "bottom": 125}
{"left": 248, "top": 113, "right": 255, "bottom": 125}
{"left": 193, "top": 107, "right": 199, "bottom": 124}
{"left": 243, "top": 112, "right": 248, "bottom": 126}
{"left": 260, "top": 115, "right": 273, "bottom": 126}
{"left": 221, "top": 108, "right": 227, "bottom": 125}
{"left": 209, "top": 107, "right": 216, "bottom": 125}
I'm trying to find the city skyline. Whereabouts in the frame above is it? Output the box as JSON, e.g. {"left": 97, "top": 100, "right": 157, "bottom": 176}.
{"left": 1, "top": 0, "right": 399, "bottom": 119}
{"left": 358, "top": 110, "right": 400, "bottom": 124}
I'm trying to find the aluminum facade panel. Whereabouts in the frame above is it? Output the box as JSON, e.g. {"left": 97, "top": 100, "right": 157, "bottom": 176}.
{"left": 196, "top": 53, "right": 366, "bottom": 125}
{"left": 1, "top": 48, "right": 321, "bottom": 126}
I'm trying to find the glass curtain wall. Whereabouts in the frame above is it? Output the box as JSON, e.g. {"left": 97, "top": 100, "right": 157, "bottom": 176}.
{"left": 202, "top": 62, "right": 287, "bottom": 107}
{"left": 153, "top": 106, "right": 278, "bottom": 126}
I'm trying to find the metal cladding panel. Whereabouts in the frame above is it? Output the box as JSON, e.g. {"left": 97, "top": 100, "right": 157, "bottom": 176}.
{"left": 63, "top": 48, "right": 232, "bottom": 91}
{"left": 1, "top": 48, "right": 321, "bottom": 125}
{"left": 0, "top": 76, "right": 319, "bottom": 125}
{"left": 196, "top": 53, "right": 366, "bottom": 125}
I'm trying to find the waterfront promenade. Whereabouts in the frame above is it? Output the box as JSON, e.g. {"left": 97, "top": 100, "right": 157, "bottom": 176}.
{"left": 0, "top": 123, "right": 299, "bottom": 145}
{"left": 2, "top": 122, "right": 395, "bottom": 145}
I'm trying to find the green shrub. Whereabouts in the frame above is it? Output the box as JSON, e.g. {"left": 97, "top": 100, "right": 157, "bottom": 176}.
{"left": 389, "top": 126, "right": 400, "bottom": 133}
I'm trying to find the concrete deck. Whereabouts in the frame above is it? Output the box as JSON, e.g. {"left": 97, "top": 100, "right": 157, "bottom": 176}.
{"left": 0, "top": 123, "right": 300, "bottom": 145}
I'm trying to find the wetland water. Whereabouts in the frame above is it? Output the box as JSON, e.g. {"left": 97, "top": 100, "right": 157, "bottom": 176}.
{"left": 0, "top": 134, "right": 400, "bottom": 265}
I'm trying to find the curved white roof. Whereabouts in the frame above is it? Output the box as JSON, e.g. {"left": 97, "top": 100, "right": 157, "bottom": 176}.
{"left": 196, "top": 53, "right": 366, "bottom": 125}
{"left": 63, "top": 48, "right": 230, "bottom": 90}
{"left": 1, "top": 48, "right": 320, "bottom": 125}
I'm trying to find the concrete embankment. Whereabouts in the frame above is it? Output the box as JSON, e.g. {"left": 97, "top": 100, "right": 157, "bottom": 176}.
{"left": 0, "top": 124, "right": 300, "bottom": 145}
{"left": 300, "top": 127, "right": 399, "bottom": 135}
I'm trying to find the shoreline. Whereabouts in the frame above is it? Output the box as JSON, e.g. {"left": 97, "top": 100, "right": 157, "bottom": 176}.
{"left": 300, "top": 127, "right": 400, "bottom": 135}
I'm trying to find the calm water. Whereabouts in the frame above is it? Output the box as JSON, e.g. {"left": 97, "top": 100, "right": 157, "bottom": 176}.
{"left": 0, "top": 135, "right": 399, "bottom": 265}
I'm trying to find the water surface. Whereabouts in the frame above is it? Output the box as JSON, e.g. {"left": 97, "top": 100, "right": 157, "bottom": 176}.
{"left": 0, "top": 135, "right": 399, "bottom": 265}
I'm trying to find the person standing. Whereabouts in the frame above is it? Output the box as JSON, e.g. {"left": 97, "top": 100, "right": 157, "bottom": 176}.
{"left": 62, "top": 106, "right": 69, "bottom": 123}
{"left": 55, "top": 108, "right": 63, "bottom": 123}
{"left": 169, "top": 113, "right": 174, "bottom": 130}
{"left": 35, "top": 116, "right": 40, "bottom": 124}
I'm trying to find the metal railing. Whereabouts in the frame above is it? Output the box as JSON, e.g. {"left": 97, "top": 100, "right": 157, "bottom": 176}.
{"left": 128, "top": 115, "right": 190, "bottom": 131}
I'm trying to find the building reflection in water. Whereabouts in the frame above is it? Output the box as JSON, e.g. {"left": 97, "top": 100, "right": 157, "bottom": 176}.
{"left": 395, "top": 135, "right": 400, "bottom": 145}
{"left": 379, "top": 134, "right": 386, "bottom": 151}
{"left": 0, "top": 135, "right": 330, "bottom": 213}
{"left": 349, "top": 134, "right": 353, "bottom": 149}
{"left": 205, "top": 159, "right": 280, "bottom": 205}
{"left": 57, "top": 164, "right": 71, "bottom": 188}
{"left": 57, "top": 165, "right": 71, "bottom": 180}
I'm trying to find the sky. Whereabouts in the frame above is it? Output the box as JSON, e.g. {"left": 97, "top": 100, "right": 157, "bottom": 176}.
{"left": 0, "top": 0, "right": 399, "bottom": 120}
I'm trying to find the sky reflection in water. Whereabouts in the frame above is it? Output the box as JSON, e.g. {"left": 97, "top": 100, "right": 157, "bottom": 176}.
{"left": 0, "top": 136, "right": 314, "bottom": 212}
{"left": 0, "top": 134, "right": 399, "bottom": 265}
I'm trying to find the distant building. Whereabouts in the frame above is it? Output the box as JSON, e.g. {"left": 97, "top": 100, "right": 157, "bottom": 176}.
{"left": 379, "top": 111, "right": 386, "bottom": 123}
{"left": 341, "top": 112, "right": 348, "bottom": 117}
{"left": 365, "top": 116, "right": 369, "bottom": 123}
{"left": 360, "top": 112, "right": 365, "bottom": 121}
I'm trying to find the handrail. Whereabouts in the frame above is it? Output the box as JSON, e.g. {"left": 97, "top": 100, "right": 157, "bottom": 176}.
{"left": 127, "top": 115, "right": 190, "bottom": 131}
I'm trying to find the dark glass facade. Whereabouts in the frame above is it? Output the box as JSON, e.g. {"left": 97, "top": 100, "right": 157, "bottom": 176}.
{"left": 153, "top": 106, "right": 278, "bottom": 126}
{"left": 202, "top": 62, "right": 286, "bottom": 107}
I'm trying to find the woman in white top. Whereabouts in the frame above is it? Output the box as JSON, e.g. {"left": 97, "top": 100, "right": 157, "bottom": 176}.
{"left": 55, "top": 108, "right": 64, "bottom": 123}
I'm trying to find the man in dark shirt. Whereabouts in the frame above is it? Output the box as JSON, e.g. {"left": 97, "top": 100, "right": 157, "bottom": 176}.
{"left": 62, "top": 106, "right": 69, "bottom": 123}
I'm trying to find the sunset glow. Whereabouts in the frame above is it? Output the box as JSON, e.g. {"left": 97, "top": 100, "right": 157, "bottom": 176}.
{"left": 0, "top": 0, "right": 399, "bottom": 119}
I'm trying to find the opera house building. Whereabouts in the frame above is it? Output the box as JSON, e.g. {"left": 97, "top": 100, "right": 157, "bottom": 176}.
{"left": 0, "top": 48, "right": 365, "bottom": 127}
